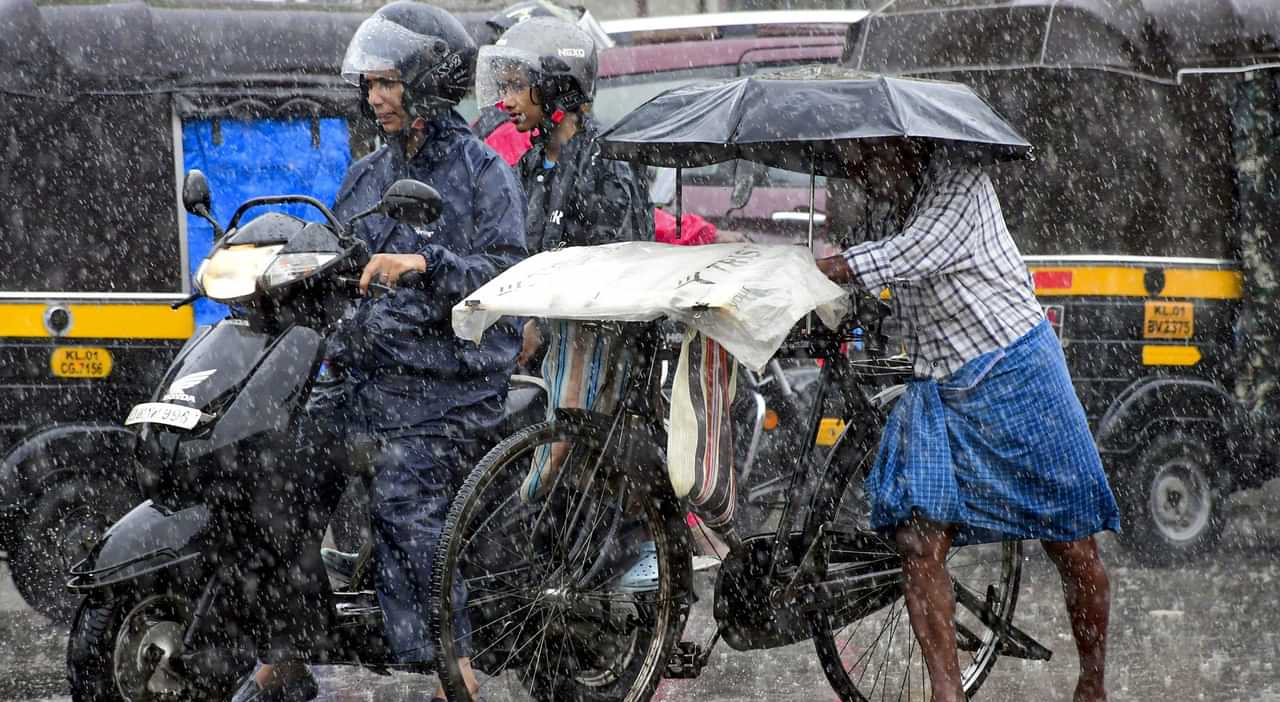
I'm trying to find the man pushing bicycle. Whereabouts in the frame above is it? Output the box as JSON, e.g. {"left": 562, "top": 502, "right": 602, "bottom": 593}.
{"left": 818, "top": 141, "right": 1120, "bottom": 702}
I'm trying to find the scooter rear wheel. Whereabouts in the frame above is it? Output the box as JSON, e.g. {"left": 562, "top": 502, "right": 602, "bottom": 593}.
{"left": 431, "top": 417, "right": 692, "bottom": 702}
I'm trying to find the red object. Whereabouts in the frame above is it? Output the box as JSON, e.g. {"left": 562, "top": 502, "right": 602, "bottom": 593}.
{"left": 484, "top": 121, "right": 533, "bottom": 166}
{"left": 654, "top": 208, "right": 718, "bottom": 246}
{"left": 551, "top": 109, "right": 565, "bottom": 124}
{"left": 1033, "top": 270, "right": 1074, "bottom": 290}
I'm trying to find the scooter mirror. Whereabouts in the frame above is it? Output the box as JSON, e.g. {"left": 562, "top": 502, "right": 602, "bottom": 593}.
{"left": 379, "top": 179, "right": 443, "bottom": 226}
{"left": 183, "top": 170, "right": 213, "bottom": 216}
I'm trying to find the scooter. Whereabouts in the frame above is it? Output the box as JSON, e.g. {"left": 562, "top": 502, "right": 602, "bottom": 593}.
{"left": 63, "top": 171, "right": 532, "bottom": 701}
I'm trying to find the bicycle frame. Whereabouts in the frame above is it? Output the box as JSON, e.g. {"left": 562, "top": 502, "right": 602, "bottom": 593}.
{"left": 598, "top": 295, "right": 903, "bottom": 585}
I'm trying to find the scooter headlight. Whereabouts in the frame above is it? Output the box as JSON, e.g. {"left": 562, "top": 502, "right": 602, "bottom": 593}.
{"left": 197, "top": 245, "right": 284, "bottom": 302}
{"left": 261, "top": 252, "right": 339, "bottom": 290}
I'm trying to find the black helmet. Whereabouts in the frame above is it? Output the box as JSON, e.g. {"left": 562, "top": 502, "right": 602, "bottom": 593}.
{"left": 476, "top": 17, "right": 598, "bottom": 117}
{"left": 342, "top": 1, "right": 477, "bottom": 122}
{"left": 484, "top": 0, "right": 578, "bottom": 37}
{"left": 479, "top": 1, "right": 614, "bottom": 52}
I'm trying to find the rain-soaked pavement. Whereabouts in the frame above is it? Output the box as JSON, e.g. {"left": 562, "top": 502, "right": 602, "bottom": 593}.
{"left": 5, "top": 480, "right": 1280, "bottom": 702}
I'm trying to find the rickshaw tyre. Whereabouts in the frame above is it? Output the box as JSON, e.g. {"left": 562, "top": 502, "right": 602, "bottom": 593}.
{"left": 11, "top": 474, "right": 137, "bottom": 624}
{"left": 1115, "top": 435, "right": 1225, "bottom": 567}
{"left": 431, "top": 418, "right": 693, "bottom": 702}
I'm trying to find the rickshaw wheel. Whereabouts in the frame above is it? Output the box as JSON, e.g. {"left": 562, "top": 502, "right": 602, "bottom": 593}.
{"left": 431, "top": 417, "right": 692, "bottom": 702}
{"left": 1117, "top": 435, "right": 1225, "bottom": 566}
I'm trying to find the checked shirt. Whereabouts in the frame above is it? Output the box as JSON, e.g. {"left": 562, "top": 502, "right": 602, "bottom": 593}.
{"left": 842, "top": 163, "right": 1043, "bottom": 379}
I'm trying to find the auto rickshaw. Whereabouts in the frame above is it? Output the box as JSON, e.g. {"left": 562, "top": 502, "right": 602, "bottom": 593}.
{"left": 844, "top": 0, "right": 1280, "bottom": 565}
{"left": 0, "top": 0, "right": 384, "bottom": 621}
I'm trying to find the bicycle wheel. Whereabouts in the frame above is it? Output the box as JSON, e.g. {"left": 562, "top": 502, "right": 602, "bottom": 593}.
{"left": 432, "top": 417, "right": 692, "bottom": 702}
{"left": 805, "top": 417, "right": 1023, "bottom": 702}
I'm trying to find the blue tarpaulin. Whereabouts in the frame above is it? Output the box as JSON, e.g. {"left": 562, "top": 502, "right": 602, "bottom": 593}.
{"left": 182, "top": 117, "right": 352, "bottom": 325}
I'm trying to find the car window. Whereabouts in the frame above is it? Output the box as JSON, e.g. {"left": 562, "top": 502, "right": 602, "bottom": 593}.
{"left": 595, "top": 64, "right": 828, "bottom": 189}
{"left": 595, "top": 66, "right": 736, "bottom": 184}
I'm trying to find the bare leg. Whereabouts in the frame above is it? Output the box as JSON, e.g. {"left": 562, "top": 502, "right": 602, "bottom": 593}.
{"left": 1042, "top": 537, "right": 1110, "bottom": 702}
{"left": 250, "top": 660, "right": 309, "bottom": 688}
{"left": 895, "top": 518, "right": 965, "bottom": 702}
{"left": 431, "top": 657, "right": 480, "bottom": 699}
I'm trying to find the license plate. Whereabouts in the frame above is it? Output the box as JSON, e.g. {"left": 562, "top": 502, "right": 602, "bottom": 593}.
{"left": 1143, "top": 301, "right": 1194, "bottom": 340}
{"left": 125, "top": 402, "right": 204, "bottom": 430}
{"left": 50, "top": 346, "right": 113, "bottom": 379}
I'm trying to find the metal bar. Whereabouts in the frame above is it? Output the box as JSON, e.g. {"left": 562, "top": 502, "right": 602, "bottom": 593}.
{"left": 806, "top": 158, "right": 816, "bottom": 335}
{"left": 807, "top": 158, "right": 816, "bottom": 252}
{"left": 675, "top": 167, "right": 683, "bottom": 241}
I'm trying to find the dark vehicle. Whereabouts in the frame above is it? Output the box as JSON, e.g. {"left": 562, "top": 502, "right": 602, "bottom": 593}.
{"left": 846, "top": 0, "right": 1280, "bottom": 564}
{"left": 0, "top": 0, "right": 384, "bottom": 621}
{"left": 63, "top": 173, "right": 466, "bottom": 701}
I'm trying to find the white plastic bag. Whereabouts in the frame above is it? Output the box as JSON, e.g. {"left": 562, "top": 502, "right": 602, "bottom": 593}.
{"left": 452, "top": 242, "right": 850, "bottom": 371}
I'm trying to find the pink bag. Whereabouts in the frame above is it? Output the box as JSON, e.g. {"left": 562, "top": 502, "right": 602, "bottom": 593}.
{"left": 654, "top": 208, "right": 717, "bottom": 246}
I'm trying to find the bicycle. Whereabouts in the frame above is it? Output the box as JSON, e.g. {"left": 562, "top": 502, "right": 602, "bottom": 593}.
{"left": 429, "top": 294, "right": 1050, "bottom": 702}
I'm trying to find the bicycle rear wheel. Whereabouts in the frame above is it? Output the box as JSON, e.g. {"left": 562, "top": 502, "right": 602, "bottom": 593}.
{"left": 805, "top": 417, "right": 1023, "bottom": 702}
{"left": 431, "top": 417, "right": 692, "bottom": 702}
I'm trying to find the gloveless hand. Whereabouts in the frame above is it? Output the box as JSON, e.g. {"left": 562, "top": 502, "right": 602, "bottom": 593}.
{"left": 358, "top": 253, "right": 428, "bottom": 294}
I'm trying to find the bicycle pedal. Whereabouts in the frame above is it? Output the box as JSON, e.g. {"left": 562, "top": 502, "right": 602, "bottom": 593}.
{"left": 333, "top": 590, "right": 382, "bottom": 619}
{"left": 663, "top": 641, "right": 705, "bottom": 679}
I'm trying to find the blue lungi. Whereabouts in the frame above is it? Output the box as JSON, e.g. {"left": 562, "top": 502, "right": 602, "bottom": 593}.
{"left": 867, "top": 320, "right": 1121, "bottom": 546}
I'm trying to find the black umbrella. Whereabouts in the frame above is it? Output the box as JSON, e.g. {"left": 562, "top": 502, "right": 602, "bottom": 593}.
{"left": 597, "top": 64, "right": 1032, "bottom": 177}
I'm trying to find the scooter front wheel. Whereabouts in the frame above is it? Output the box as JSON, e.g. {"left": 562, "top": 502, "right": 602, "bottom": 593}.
{"left": 67, "top": 587, "right": 251, "bottom": 702}
{"left": 431, "top": 417, "right": 692, "bottom": 702}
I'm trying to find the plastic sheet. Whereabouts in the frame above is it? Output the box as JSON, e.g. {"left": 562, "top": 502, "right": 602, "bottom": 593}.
{"left": 452, "top": 241, "right": 850, "bottom": 371}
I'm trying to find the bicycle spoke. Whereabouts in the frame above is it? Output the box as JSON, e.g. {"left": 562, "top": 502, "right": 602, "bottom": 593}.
{"left": 459, "top": 594, "right": 546, "bottom": 646}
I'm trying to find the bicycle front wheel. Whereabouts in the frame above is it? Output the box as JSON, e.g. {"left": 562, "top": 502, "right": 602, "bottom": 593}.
{"left": 431, "top": 417, "right": 692, "bottom": 702}
{"left": 805, "top": 420, "right": 1023, "bottom": 702}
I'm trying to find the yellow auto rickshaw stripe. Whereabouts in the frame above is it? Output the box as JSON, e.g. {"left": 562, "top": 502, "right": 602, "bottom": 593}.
{"left": 0, "top": 303, "right": 194, "bottom": 339}
{"left": 1030, "top": 267, "right": 1242, "bottom": 300}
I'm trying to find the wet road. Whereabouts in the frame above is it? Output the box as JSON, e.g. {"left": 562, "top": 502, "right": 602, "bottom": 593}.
{"left": 5, "top": 481, "right": 1280, "bottom": 702}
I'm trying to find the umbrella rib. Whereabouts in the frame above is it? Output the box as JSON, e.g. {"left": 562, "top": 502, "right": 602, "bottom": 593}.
{"left": 878, "top": 74, "right": 909, "bottom": 137}
{"left": 1039, "top": 1, "right": 1057, "bottom": 67}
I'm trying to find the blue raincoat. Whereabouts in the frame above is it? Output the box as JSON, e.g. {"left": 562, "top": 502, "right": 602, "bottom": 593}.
{"left": 327, "top": 110, "right": 526, "bottom": 662}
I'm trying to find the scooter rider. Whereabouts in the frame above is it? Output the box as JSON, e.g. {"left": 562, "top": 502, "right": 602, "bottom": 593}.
{"left": 231, "top": 3, "right": 526, "bottom": 701}
{"left": 478, "top": 16, "right": 651, "bottom": 497}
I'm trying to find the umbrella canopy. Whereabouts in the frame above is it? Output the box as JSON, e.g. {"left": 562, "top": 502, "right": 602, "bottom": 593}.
{"left": 597, "top": 65, "right": 1031, "bottom": 176}
{"left": 848, "top": 0, "right": 1280, "bottom": 82}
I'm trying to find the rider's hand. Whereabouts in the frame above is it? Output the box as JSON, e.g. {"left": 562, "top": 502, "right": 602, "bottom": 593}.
{"left": 816, "top": 255, "right": 856, "bottom": 285}
{"left": 359, "top": 253, "right": 428, "bottom": 294}
{"left": 517, "top": 319, "right": 542, "bottom": 369}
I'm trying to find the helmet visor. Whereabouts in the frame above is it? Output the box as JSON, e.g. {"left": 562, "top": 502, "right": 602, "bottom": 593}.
{"left": 475, "top": 45, "right": 542, "bottom": 108}
{"left": 341, "top": 16, "right": 437, "bottom": 86}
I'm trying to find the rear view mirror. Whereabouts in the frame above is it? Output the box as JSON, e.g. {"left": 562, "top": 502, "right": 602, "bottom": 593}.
{"left": 379, "top": 179, "right": 443, "bottom": 226}
{"left": 183, "top": 170, "right": 213, "bottom": 216}
{"left": 730, "top": 160, "right": 766, "bottom": 210}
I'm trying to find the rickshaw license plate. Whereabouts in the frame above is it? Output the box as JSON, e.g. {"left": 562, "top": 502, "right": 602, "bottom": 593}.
{"left": 50, "top": 346, "right": 113, "bottom": 378}
{"left": 1143, "top": 302, "right": 1194, "bottom": 340}
{"left": 126, "top": 403, "right": 204, "bottom": 430}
